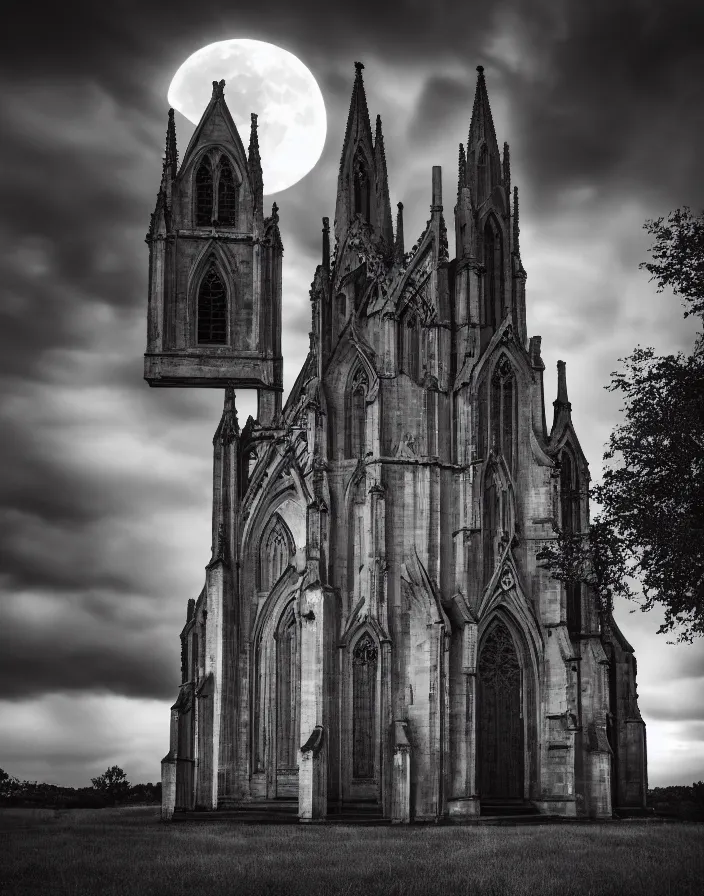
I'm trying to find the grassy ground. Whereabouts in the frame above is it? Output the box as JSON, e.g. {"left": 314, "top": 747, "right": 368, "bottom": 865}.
{"left": 1, "top": 806, "right": 702, "bottom": 896}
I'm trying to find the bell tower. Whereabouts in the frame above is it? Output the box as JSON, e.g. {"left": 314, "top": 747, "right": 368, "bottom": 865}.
{"left": 145, "top": 79, "right": 283, "bottom": 423}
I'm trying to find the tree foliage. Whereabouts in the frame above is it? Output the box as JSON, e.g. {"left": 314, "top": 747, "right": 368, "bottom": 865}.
{"left": 536, "top": 517, "right": 635, "bottom": 620}
{"left": 91, "top": 765, "right": 130, "bottom": 799}
{"left": 640, "top": 207, "right": 704, "bottom": 319}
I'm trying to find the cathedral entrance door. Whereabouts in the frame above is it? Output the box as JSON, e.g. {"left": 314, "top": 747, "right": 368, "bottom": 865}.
{"left": 477, "top": 620, "right": 524, "bottom": 799}
{"left": 275, "top": 602, "right": 299, "bottom": 798}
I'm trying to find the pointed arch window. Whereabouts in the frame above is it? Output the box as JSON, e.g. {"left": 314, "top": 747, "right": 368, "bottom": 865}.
{"left": 477, "top": 144, "right": 490, "bottom": 206}
{"left": 490, "top": 356, "right": 517, "bottom": 472}
{"left": 217, "top": 157, "right": 238, "bottom": 226}
{"left": 398, "top": 305, "right": 423, "bottom": 384}
{"left": 197, "top": 262, "right": 227, "bottom": 345}
{"left": 483, "top": 466, "right": 501, "bottom": 587}
{"left": 483, "top": 216, "right": 503, "bottom": 329}
{"left": 352, "top": 634, "right": 378, "bottom": 778}
{"left": 353, "top": 154, "right": 371, "bottom": 222}
{"left": 276, "top": 602, "right": 299, "bottom": 769}
{"left": 260, "top": 515, "right": 293, "bottom": 592}
{"left": 560, "top": 448, "right": 582, "bottom": 635}
{"left": 346, "top": 368, "right": 367, "bottom": 458}
{"left": 195, "top": 156, "right": 214, "bottom": 227}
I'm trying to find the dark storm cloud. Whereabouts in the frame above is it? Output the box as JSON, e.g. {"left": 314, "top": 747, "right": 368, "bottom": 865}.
{"left": 1, "top": 595, "right": 178, "bottom": 700}
{"left": 406, "top": 76, "right": 472, "bottom": 146}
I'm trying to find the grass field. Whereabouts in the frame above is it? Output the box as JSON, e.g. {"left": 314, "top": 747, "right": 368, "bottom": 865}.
{"left": 1, "top": 806, "right": 702, "bottom": 896}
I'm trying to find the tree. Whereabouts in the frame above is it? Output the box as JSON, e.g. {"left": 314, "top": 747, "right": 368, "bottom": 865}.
{"left": 639, "top": 207, "right": 704, "bottom": 320}
{"left": 540, "top": 207, "right": 704, "bottom": 643}
{"left": 91, "top": 765, "right": 131, "bottom": 801}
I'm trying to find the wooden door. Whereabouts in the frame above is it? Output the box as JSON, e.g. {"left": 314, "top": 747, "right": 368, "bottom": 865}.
{"left": 478, "top": 621, "right": 524, "bottom": 799}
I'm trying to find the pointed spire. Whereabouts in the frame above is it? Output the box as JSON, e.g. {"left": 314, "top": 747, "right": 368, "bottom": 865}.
{"left": 458, "top": 142, "right": 466, "bottom": 200}
{"left": 395, "top": 202, "right": 405, "bottom": 263}
{"left": 322, "top": 216, "right": 330, "bottom": 271}
{"left": 248, "top": 112, "right": 263, "bottom": 212}
{"left": 502, "top": 141, "right": 510, "bottom": 192}
{"left": 339, "top": 61, "right": 372, "bottom": 171}
{"left": 513, "top": 185, "right": 520, "bottom": 254}
{"left": 467, "top": 65, "right": 501, "bottom": 205}
{"left": 551, "top": 360, "right": 572, "bottom": 434}
{"left": 164, "top": 108, "right": 177, "bottom": 180}
{"left": 374, "top": 113, "right": 394, "bottom": 247}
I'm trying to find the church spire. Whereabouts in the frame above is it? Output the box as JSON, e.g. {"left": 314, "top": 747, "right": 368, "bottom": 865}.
{"left": 334, "top": 61, "right": 375, "bottom": 249}
{"left": 164, "top": 108, "right": 178, "bottom": 181}
{"left": 457, "top": 142, "right": 466, "bottom": 200}
{"left": 394, "top": 202, "right": 405, "bottom": 263}
{"left": 374, "top": 113, "right": 394, "bottom": 249}
{"left": 466, "top": 65, "right": 502, "bottom": 207}
{"left": 248, "top": 113, "right": 263, "bottom": 221}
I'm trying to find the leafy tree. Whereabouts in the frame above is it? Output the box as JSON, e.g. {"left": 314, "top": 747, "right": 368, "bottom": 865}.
{"left": 539, "top": 207, "right": 704, "bottom": 643}
{"left": 639, "top": 206, "right": 704, "bottom": 319}
{"left": 91, "top": 765, "right": 131, "bottom": 801}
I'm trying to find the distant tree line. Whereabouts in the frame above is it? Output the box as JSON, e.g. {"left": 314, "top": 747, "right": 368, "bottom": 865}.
{"left": 0, "top": 766, "right": 161, "bottom": 809}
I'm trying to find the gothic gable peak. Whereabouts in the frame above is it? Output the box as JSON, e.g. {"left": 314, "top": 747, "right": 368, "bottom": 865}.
{"left": 179, "top": 80, "right": 250, "bottom": 184}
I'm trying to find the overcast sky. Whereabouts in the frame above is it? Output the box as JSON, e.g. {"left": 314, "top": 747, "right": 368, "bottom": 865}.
{"left": 1, "top": 0, "right": 702, "bottom": 789}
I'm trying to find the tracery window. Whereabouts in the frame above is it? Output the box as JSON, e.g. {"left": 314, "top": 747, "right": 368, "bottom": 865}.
{"left": 490, "top": 356, "right": 516, "bottom": 472}
{"left": 276, "top": 602, "right": 299, "bottom": 769}
{"left": 352, "top": 634, "right": 378, "bottom": 778}
{"left": 197, "top": 263, "right": 227, "bottom": 345}
{"left": 217, "top": 158, "right": 238, "bottom": 226}
{"left": 477, "top": 144, "right": 490, "bottom": 207}
{"left": 560, "top": 448, "right": 582, "bottom": 635}
{"left": 346, "top": 368, "right": 367, "bottom": 458}
{"left": 483, "top": 216, "right": 503, "bottom": 329}
{"left": 353, "top": 153, "right": 371, "bottom": 222}
{"left": 196, "top": 156, "right": 214, "bottom": 227}
{"left": 483, "top": 468, "right": 500, "bottom": 587}
{"left": 260, "top": 516, "right": 292, "bottom": 592}
{"left": 398, "top": 306, "right": 422, "bottom": 383}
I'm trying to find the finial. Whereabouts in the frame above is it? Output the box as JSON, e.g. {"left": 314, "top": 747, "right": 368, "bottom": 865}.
{"left": 354, "top": 61, "right": 365, "bottom": 75}
{"left": 477, "top": 65, "right": 484, "bottom": 74}
{"left": 395, "top": 202, "right": 405, "bottom": 264}
{"left": 513, "top": 185, "right": 520, "bottom": 249}
{"left": 431, "top": 166, "right": 442, "bottom": 211}
{"left": 556, "top": 360, "right": 569, "bottom": 405}
{"left": 251, "top": 112, "right": 258, "bottom": 127}
{"left": 164, "top": 108, "right": 178, "bottom": 179}
{"left": 503, "top": 141, "right": 511, "bottom": 189}
{"left": 212, "top": 79, "right": 226, "bottom": 99}
{"left": 271, "top": 202, "right": 279, "bottom": 224}
{"left": 458, "top": 142, "right": 466, "bottom": 196}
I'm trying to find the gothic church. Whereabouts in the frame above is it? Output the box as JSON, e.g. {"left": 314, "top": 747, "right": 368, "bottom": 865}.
{"left": 146, "top": 64, "right": 648, "bottom": 821}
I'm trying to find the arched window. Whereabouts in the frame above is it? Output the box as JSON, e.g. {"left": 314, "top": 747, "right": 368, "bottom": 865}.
{"left": 217, "top": 158, "right": 238, "bottom": 226}
{"left": 490, "top": 356, "right": 516, "bottom": 472}
{"left": 353, "top": 154, "right": 371, "bottom": 222}
{"left": 195, "top": 156, "right": 214, "bottom": 227}
{"left": 560, "top": 448, "right": 582, "bottom": 635}
{"left": 483, "top": 468, "right": 500, "bottom": 587}
{"left": 260, "top": 516, "right": 292, "bottom": 592}
{"left": 352, "top": 634, "right": 378, "bottom": 778}
{"left": 276, "top": 602, "right": 299, "bottom": 769}
{"left": 483, "top": 217, "right": 503, "bottom": 329}
{"left": 346, "top": 369, "right": 367, "bottom": 458}
{"left": 197, "top": 263, "right": 227, "bottom": 345}
{"left": 398, "top": 306, "right": 422, "bottom": 383}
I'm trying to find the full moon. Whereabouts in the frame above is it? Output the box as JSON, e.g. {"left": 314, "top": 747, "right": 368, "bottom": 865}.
{"left": 168, "top": 39, "right": 327, "bottom": 195}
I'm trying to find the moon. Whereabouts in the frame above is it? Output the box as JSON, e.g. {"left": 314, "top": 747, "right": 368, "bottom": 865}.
{"left": 168, "top": 39, "right": 327, "bottom": 195}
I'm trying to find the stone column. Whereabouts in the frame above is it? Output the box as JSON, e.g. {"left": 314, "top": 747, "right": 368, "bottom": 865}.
{"left": 298, "top": 583, "right": 331, "bottom": 822}
{"left": 391, "top": 721, "right": 411, "bottom": 823}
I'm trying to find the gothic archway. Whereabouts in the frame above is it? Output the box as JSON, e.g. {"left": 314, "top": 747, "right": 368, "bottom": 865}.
{"left": 343, "top": 629, "right": 381, "bottom": 803}
{"left": 477, "top": 619, "right": 524, "bottom": 800}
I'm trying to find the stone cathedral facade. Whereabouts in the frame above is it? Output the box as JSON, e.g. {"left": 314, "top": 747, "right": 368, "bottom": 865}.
{"left": 147, "top": 65, "right": 648, "bottom": 822}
